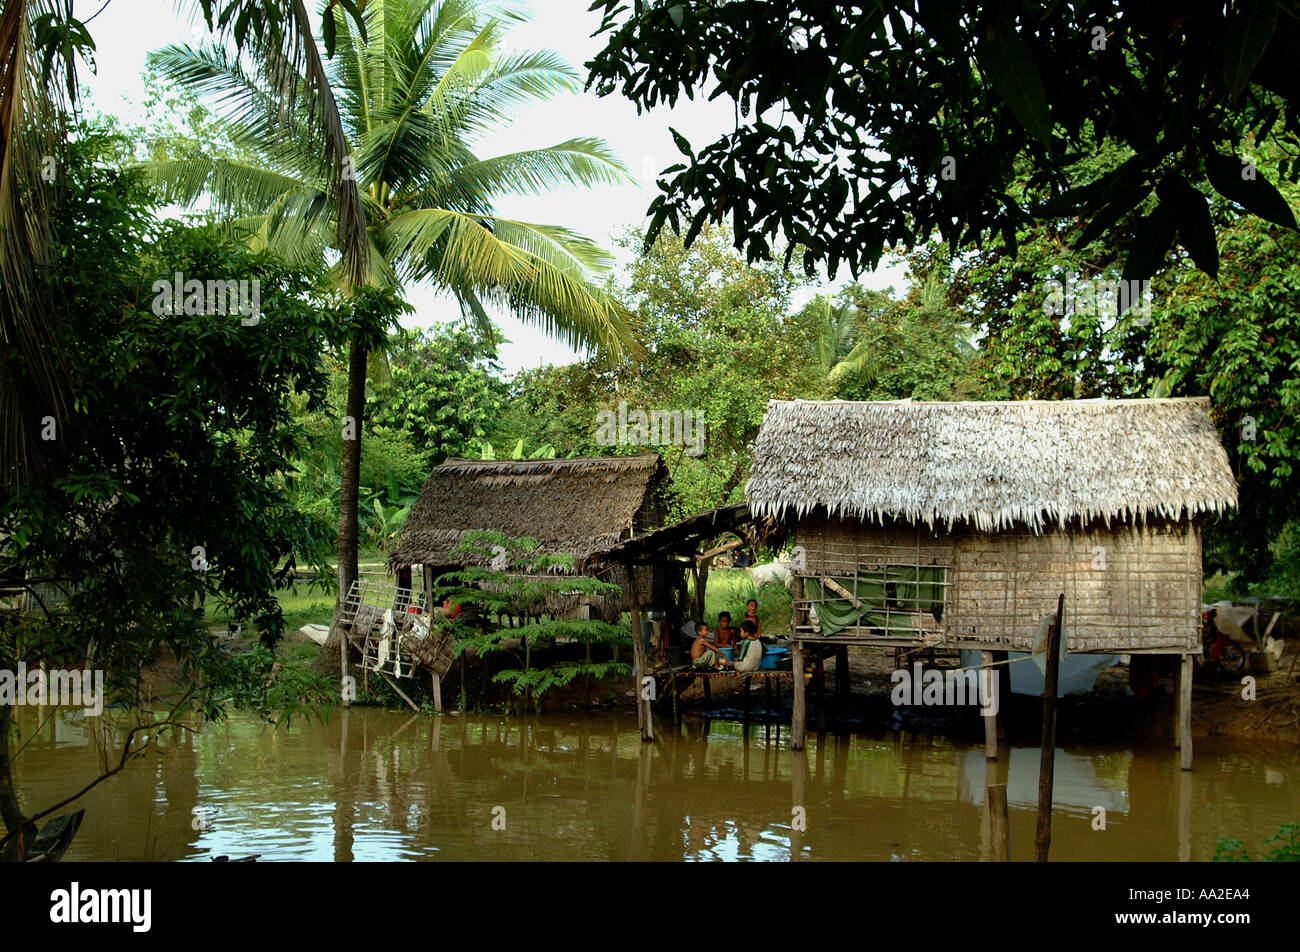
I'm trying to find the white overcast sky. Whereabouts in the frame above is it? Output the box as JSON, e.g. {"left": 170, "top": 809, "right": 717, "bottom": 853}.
{"left": 75, "top": 0, "right": 907, "bottom": 373}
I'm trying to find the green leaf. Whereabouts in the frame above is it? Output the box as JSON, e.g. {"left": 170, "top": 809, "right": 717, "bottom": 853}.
{"left": 1223, "top": 1, "right": 1278, "bottom": 98}
{"left": 1205, "top": 151, "right": 1298, "bottom": 230}
{"left": 669, "top": 127, "right": 696, "bottom": 160}
{"left": 977, "top": 23, "right": 1052, "bottom": 145}
{"left": 1122, "top": 202, "right": 1177, "bottom": 282}
{"left": 1161, "top": 177, "right": 1219, "bottom": 278}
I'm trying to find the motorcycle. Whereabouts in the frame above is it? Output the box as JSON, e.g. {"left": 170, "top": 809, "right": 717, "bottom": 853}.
{"left": 1201, "top": 607, "right": 1247, "bottom": 674}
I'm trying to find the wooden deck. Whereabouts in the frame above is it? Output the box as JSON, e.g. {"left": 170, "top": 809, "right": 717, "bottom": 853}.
{"left": 653, "top": 664, "right": 810, "bottom": 721}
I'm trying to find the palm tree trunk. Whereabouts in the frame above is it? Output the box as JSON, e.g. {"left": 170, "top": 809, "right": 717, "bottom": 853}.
{"left": 336, "top": 339, "right": 367, "bottom": 607}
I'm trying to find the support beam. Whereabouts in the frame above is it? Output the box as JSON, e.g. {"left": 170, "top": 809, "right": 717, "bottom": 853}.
{"left": 1034, "top": 593, "right": 1065, "bottom": 863}
{"left": 430, "top": 672, "right": 442, "bottom": 713}
{"left": 792, "top": 641, "right": 807, "bottom": 751}
{"left": 1179, "top": 652, "right": 1193, "bottom": 771}
{"left": 815, "top": 650, "right": 826, "bottom": 732}
{"left": 379, "top": 672, "right": 418, "bottom": 713}
{"left": 981, "top": 650, "right": 998, "bottom": 760}
{"left": 630, "top": 605, "right": 653, "bottom": 742}
{"left": 835, "top": 645, "right": 850, "bottom": 697}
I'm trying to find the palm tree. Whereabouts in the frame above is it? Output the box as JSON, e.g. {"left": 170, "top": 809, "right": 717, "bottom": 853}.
{"left": 146, "top": 0, "right": 637, "bottom": 604}
{"left": 0, "top": 0, "right": 371, "bottom": 490}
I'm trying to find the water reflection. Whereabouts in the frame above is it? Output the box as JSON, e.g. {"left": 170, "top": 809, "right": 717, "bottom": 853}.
{"left": 8, "top": 707, "right": 1297, "bottom": 861}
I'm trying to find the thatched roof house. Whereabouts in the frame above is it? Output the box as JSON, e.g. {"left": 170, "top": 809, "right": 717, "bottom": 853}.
{"left": 746, "top": 397, "right": 1237, "bottom": 760}
{"left": 389, "top": 454, "right": 670, "bottom": 570}
{"left": 746, "top": 397, "right": 1237, "bottom": 532}
{"left": 387, "top": 455, "right": 672, "bottom": 620}
{"left": 745, "top": 396, "right": 1237, "bottom": 653}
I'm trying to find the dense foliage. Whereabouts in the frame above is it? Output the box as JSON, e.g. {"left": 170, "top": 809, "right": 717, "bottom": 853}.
{"left": 0, "top": 129, "right": 351, "bottom": 708}
{"left": 588, "top": 1, "right": 1300, "bottom": 283}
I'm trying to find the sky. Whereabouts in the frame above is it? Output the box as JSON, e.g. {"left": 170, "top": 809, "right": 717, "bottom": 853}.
{"left": 74, "top": 0, "right": 908, "bottom": 373}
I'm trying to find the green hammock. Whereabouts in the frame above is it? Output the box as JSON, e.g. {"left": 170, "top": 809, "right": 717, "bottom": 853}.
{"left": 804, "top": 565, "right": 946, "bottom": 637}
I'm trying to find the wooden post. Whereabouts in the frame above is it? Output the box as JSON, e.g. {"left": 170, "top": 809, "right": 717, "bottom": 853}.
{"left": 430, "top": 672, "right": 442, "bottom": 713}
{"left": 995, "top": 650, "right": 1008, "bottom": 741}
{"left": 744, "top": 675, "right": 752, "bottom": 720}
{"left": 1178, "top": 652, "right": 1193, "bottom": 771}
{"left": 1177, "top": 760, "right": 1192, "bottom": 862}
{"left": 1173, "top": 652, "right": 1183, "bottom": 749}
{"left": 702, "top": 676, "right": 711, "bottom": 705}
{"left": 791, "top": 574, "right": 805, "bottom": 629}
{"left": 1034, "top": 592, "right": 1065, "bottom": 863}
{"left": 790, "top": 749, "right": 807, "bottom": 862}
{"left": 987, "top": 783, "right": 1010, "bottom": 862}
{"left": 981, "top": 650, "right": 998, "bottom": 760}
{"left": 792, "top": 641, "right": 807, "bottom": 751}
{"left": 835, "top": 645, "right": 850, "bottom": 697}
{"left": 630, "top": 605, "right": 653, "bottom": 742}
{"left": 815, "top": 650, "right": 827, "bottom": 731}
{"left": 672, "top": 674, "right": 682, "bottom": 724}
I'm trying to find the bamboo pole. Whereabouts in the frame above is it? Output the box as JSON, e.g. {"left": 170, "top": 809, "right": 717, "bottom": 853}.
{"left": 1034, "top": 593, "right": 1065, "bottom": 863}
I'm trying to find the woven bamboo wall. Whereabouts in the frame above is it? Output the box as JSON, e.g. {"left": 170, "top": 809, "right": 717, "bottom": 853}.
{"left": 794, "top": 515, "right": 1201, "bottom": 652}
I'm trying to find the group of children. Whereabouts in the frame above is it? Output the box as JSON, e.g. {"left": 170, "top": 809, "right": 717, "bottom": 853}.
{"left": 688, "top": 598, "right": 764, "bottom": 672}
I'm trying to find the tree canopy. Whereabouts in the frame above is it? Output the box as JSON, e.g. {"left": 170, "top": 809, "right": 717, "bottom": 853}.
{"left": 587, "top": 1, "right": 1300, "bottom": 282}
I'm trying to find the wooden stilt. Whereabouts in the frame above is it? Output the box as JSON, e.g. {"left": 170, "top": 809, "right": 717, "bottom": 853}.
{"left": 744, "top": 675, "right": 752, "bottom": 720}
{"left": 765, "top": 675, "right": 772, "bottom": 716}
{"left": 981, "top": 650, "right": 998, "bottom": 760}
{"left": 1179, "top": 652, "right": 1193, "bottom": 771}
{"left": 987, "top": 783, "right": 1010, "bottom": 862}
{"left": 792, "top": 641, "right": 807, "bottom": 751}
{"left": 430, "top": 672, "right": 442, "bottom": 713}
{"left": 1174, "top": 654, "right": 1183, "bottom": 748}
{"left": 630, "top": 605, "right": 653, "bottom": 742}
{"left": 1034, "top": 593, "right": 1065, "bottom": 863}
{"left": 672, "top": 673, "right": 682, "bottom": 724}
{"left": 702, "top": 676, "right": 711, "bottom": 705}
{"left": 835, "top": 645, "right": 850, "bottom": 696}
{"left": 996, "top": 651, "right": 1009, "bottom": 741}
{"left": 1177, "top": 760, "right": 1192, "bottom": 862}
{"left": 791, "top": 749, "right": 807, "bottom": 862}
{"left": 815, "top": 651, "right": 827, "bottom": 731}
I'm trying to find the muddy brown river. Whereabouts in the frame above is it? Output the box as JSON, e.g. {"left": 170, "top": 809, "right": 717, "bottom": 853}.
{"left": 7, "top": 708, "right": 1297, "bottom": 861}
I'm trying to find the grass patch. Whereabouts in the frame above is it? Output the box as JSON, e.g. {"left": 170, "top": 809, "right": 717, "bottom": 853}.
{"left": 691, "top": 567, "right": 791, "bottom": 637}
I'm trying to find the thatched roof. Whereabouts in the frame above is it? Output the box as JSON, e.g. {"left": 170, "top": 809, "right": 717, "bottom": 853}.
{"left": 745, "top": 398, "right": 1238, "bottom": 532}
{"left": 388, "top": 455, "right": 668, "bottom": 568}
